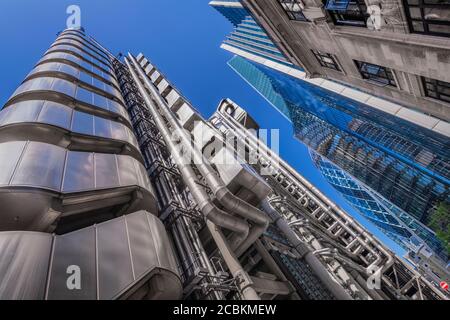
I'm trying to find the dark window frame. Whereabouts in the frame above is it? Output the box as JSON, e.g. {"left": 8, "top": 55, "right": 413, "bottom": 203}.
{"left": 422, "top": 76, "right": 450, "bottom": 103}
{"left": 402, "top": 0, "right": 450, "bottom": 38}
{"left": 354, "top": 60, "right": 397, "bottom": 87}
{"left": 311, "top": 50, "right": 342, "bottom": 71}
{"left": 277, "top": 0, "right": 308, "bottom": 21}
{"left": 323, "top": 0, "right": 369, "bottom": 27}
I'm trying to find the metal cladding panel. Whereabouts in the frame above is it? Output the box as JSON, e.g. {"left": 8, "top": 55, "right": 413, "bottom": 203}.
{"left": 0, "top": 232, "right": 53, "bottom": 300}
{"left": 97, "top": 217, "right": 134, "bottom": 300}
{"left": 0, "top": 211, "right": 182, "bottom": 300}
{"left": 47, "top": 228, "right": 97, "bottom": 300}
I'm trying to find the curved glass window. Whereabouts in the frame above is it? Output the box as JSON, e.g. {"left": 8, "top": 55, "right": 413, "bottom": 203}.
{"left": 28, "top": 62, "right": 121, "bottom": 99}
{"left": 94, "top": 116, "right": 112, "bottom": 138}
{"left": 0, "top": 141, "right": 27, "bottom": 185}
{"left": 72, "top": 110, "right": 94, "bottom": 135}
{"left": 59, "top": 31, "right": 110, "bottom": 58}
{"left": 49, "top": 41, "right": 111, "bottom": 71}
{"left": 38, "top": 101, "right": 72, "bottom": 128}
{"left": 0, "top": 141, "right": 152, "bottom": 193}
{"left": 12, "top": 141, "right": 66, "bottom": 190}
{"left": 11, "top": 77, "right": 76, "bottom": 98}
{"left": 95, "top": 153, "right": 120, "bottom": 189}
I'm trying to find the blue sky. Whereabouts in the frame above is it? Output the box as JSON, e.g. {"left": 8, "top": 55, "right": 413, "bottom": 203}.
{"left": 0, "top": 0, "right": 403, "bottom": 254}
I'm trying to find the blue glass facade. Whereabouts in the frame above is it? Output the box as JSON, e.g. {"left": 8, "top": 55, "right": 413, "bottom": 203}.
{"left": 212, "top": 0, "right": 449, "bottom": 264}
{"left": 311, "top": 151, "right": 448, "bottom": 261}
{"left": 228, "top": 55, "right": 449, "bottom": 262}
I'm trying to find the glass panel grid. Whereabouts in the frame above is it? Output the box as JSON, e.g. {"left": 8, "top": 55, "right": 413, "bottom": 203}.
{"left": 277, "top": 0, "right": 308, "bottom": 21}
{"left": 355, "top": 60, "right": 397, "bottom": 87}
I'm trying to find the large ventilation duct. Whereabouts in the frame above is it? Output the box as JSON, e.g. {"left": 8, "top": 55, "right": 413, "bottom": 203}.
{"left": 0, "top": 210, "right": 182, "bottom": 300}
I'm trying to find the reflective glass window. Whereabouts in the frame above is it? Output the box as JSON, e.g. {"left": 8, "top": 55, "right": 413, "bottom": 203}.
{"left": 63, "top": 151, "right": 94, "bottom": 192}
{"left": 72, "top": 111, "right": 94, "bottom": 136}
{"left": 52, "top": 79, "right": 76, "bottom": 96}
{"left": 59, "top": 63, "right": 80, "bottom": 78}
{"left": 0, "top": 141, "right": 26, "bottom": 185}
{"left": 38, "top": 101, "right": 72, "bottom": 129}
{"left": 12, "top": 142, "right": 66, "bottom": 190}
{"left": 110, "top": 121, "right": 128, "bottom": 142}
{"left": 117, "top": 155, "right": 138, "bottom": 186}
{"left": 0, "top": 100, "right": 43, "bottom": 125}
{"left": 403, "top": 0, "right": 450, "bottom": 37}
{"left": 95, "top": 153, "right": 119, "bottom": 189}
{"left": 108, "top": 100, "right": 126, "bottom": 117}
{"left": 92, "top": 77, "right": 105, "bottom": 90}
{"left": 12, "top": 80, "right": 33, "bottom": 96}
{"left": 94, "top": 117, "right": 111, "bottom": 138}
{"left": 422, "top": 76, "right": 450, "bottom": 103}
{"left": 76, "top": 87, "right": 93, "bottom": 104}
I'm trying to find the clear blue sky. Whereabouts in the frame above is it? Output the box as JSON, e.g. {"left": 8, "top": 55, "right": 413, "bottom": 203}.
{"left": 0, "top": 0, "right": 403, "bottom": 254}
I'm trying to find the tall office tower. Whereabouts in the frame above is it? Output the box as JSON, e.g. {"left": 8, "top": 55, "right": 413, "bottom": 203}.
{"left": 0, "top": 27, "right": 447, "bottom": 300}
{"left": 238, "top": 0, "right": 450, "bottom": 123}
{"left": 211, "top": 0, "right": 450, "bottom": 270}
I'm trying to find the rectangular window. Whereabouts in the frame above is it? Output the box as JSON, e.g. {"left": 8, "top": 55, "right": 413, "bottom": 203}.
{"left": 403, "top": 0, "right": 450, "bottom": 37}
{"left": 311, "top": 50, "right": 342, "bottom": 71}
{"left": 277, "top": 0, "right": 308, "bottom": 21}
{"left": 422, "top": 76, "right": 450, "bottom": 103}
{"left": 324, "top": 0, "right": 369, "bottom": 27}
{"left": 355, "top": 60, "right": 397, "bottom": 87}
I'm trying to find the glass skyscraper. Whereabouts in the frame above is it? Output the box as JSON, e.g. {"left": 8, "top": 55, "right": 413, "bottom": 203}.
{"left": 211, "top": 1, "right": 449, "bottom": 265}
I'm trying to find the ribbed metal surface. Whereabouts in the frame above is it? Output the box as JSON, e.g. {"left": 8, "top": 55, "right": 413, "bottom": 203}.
{"left": 0, "top": 211, "right": 182, "bottom": 300}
